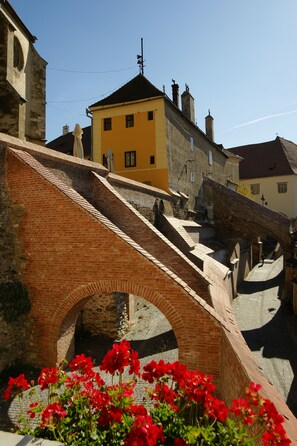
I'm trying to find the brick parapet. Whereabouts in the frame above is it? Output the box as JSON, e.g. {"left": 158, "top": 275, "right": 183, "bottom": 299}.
{"left": 91, "top": 172, "right": 211, "bottom": 304}
{"left": 0, "top": 132, "right": 108, "bottom": 176}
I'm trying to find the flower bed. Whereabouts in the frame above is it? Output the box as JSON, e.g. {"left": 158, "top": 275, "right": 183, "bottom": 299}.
{"left": 2, "top": 340, "right": 290, "bottom": 445}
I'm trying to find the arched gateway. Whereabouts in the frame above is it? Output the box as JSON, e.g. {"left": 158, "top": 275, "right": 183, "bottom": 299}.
{"left": 52, "top": 280, "right": 219, "bottom": 371}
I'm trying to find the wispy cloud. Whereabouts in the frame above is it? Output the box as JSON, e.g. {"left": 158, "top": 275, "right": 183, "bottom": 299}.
{"left": 221, "top": 109, "right": 297, "bottom": 134}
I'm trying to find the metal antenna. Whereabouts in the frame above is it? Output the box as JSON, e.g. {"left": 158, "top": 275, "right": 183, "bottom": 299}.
{"left": 137, "top": 38, "right": 145, "bottom": 75}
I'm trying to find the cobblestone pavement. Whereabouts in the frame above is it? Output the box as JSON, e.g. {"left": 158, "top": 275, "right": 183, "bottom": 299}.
{"left": 232, "top": 256, "right": 297, "bottom": 417}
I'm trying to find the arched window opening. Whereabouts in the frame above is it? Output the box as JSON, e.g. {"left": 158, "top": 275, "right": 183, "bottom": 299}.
{"left": 13, "top": 36, "right": 24, "bottom": 71}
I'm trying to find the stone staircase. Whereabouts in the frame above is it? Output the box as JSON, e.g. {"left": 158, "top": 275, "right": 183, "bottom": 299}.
{"left": 158, "top": 215, "right": 228, "bottom": 271}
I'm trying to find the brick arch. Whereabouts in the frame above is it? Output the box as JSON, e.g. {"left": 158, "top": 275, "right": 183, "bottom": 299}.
{"left": 48, "top": 280, "right": 191, "bottom": 367}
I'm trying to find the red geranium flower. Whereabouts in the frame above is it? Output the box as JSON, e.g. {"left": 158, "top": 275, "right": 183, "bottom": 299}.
{"left": 90, "top": 388, "right": 110, "bottom": 412}
{"left": 142, "top": 359, "right": 172, "bottom": 383}
{"left": 260, "top": 398, "right": 285, "bottom": 425}
{"left": 27, "top": 402, "right": 40, "bottom": 419}
{"left": 127, "top": 404, "right": 148, "bottom": 417}
{"left": 69, "top": 353, "right": 94, "bottom": 375}
{"left": 65, "top": 372, "right": 86, "bottom": 389}
{"left": 124, "top": 414, "right": 164, "bottom": 446}
{"left": 37, "top": 367, "right": 59, "bottom": 391}
{"left": 41, "top": 403, "right": 66, "bottom": 427}
{"left": 97, "top": 405, "right": 123, "bottom": 426}
{"left": 100, "top": 340, "right": 140, "bottom": 376}
{"left": 129, "top": 349, "right": 140, "bottom": 376}
{"left": 151, "top": 382, "right": 178, "bottom": 410}
{"left": 245, "top": 381, "right": 262, "bottom": 405}
{"left": 2, "top": 374, "right": 30, "bottom": 400}
{"left": 262, "top": 423, "right": 291, "bottom": 446}
{"left": 204, "top": 394, "right": 228, "bottom": 422}
{"left": 231, "top": 398, "right": 256, "bottom": 425}
{"left": 94, "top": 371, "right": 105, "bottom": 387}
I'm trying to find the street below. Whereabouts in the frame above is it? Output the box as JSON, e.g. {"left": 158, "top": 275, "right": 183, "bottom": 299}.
{"left": 232, "top": 256, "right": 297, "bottom": 417}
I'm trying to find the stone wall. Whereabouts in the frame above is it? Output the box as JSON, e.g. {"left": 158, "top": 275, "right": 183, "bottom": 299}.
{"left": 26, "top": 45, "right": 46, "bottom": 143}
{"left": 0, "top": 313, "right": 31, "bottom": 371}
{"left": 0, "top": 6, "right": 46, "bottom": 144}
{"left": 0, "top": 15, "right": 19, "bottom": 139}
{"left": 108, "top": 174, "right": 173, "bottom": 224}
{"left": 0, "top": 147, "right": 26, "bottom": 282}
{"left": 165, "top": 102, "right": 230, "bottom": 212}
{"left": 0, "top": 145, "right": 30, "bottom": 372}
{"left": 205, "top": 176, "right": 292, "bottom": 255}
{"left": 80, "top": 292, "right": 129, "bottom": 338}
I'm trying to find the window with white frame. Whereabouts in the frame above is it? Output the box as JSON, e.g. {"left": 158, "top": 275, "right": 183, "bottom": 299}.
{"left": 277, "top": 182, "right": 287, "bottom": 193}
{"left": 125, "top": 150, "right": 136, "bottom": 167}
{"left": 250, "top": 183, "right": 260, "bottom": 195}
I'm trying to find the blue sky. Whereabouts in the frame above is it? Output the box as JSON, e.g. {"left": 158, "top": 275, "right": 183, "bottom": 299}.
{"left": 9, "top": 0, "right": 297, "bottom": 148}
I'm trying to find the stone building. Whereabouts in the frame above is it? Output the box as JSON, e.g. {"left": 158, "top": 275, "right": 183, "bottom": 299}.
{"left": 0, "top": 0, "right": 46, "bottom": 144}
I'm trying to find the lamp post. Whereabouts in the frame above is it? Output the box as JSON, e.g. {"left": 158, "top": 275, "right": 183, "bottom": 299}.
{"left": 261, "top": 194, "right": 268, "bottom": 206}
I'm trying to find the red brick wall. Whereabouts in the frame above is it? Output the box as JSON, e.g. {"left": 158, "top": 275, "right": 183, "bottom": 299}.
{"left": 6, "top": 149, "right": 222, "bottom": 377}
{"left": 91, "top": 174, "right": 211, "bottom": 304}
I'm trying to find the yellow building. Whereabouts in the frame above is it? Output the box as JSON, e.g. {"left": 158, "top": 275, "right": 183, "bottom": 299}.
{"left": 89, "top": 74, "right": 169, "bottom": 191}
{"left": 89, "top": 74, "right": 238, "bottom": 212}
{"left": 229, "top": 137, "right": 297, "bottom": 218}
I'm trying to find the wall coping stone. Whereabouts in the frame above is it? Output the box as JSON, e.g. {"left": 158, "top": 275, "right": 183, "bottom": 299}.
{"left": 0, "top": 431, "right": 64, "bottom": 445}
{"left": 107, "top": 172, "right": 171, "bottom": 198}
{"left": 0, "top": 132, "right": 108, "bottom": 176}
